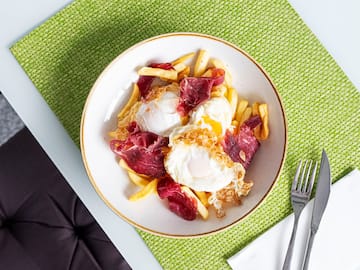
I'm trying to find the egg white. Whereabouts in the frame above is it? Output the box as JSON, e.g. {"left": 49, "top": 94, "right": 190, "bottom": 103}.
{"left": 135, "top": 91, "right": 182, "bottom": 136}
{"left": 165, "top": 143, "right": 244, "bottom": 192}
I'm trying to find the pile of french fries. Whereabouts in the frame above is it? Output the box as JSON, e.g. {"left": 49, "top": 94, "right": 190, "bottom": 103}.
{"left": 112, "top": 50, "right": 270, "bottom": 220}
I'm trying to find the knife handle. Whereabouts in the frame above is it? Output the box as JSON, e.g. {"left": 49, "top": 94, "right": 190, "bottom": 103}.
{"left": 282, "top": 211, "right": 301, "bottom": 270}
{"left": 302, "top": 229, "right": 316, "bottom": 270}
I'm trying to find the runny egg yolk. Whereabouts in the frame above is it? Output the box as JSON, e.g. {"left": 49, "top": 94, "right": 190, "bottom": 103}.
{"left": 190, "top": 96, "right": 232, "bottom": 136}
{"left": 201, "top": 115, "right": 222, "bottom": 136}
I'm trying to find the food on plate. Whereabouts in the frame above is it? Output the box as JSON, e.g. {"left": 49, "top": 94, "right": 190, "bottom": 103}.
{"left": 165, "top": 123, "right": 244, "bottom": 192}
{"left": 135, "top": 88, "right": 182, "bottom": 136}
{"left": 109, "top": 50, "right": 270, "bottom": 220}
{"left": 129, "top": 178, "right": 159, "bottom": 202}
{"left": 110, "top": 122, "right": 168, "bottom": 178}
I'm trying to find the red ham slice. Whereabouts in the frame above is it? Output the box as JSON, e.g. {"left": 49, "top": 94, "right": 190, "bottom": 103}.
{"left": 149, "top": 63, "right": 173, "bottom": 70}
{"left": 137, "top": 76, "right": 154, "bottom": 99}
{"left": 157, "top": 176, "right": 197, "bottom": 221}
{"left": 157, "top": 175, "right": 182, "bottom": 199}
{"left": 136, "top": 62, "right": 174, "bottom": 99}
{"left": 222, "top": 115, "right": 262, "bottom": 169}
{"left": 110, "top": 122, "right": 169, "bottom": 178}
{"left": 176, "top": 77, "right": 215, "bottom": 116}
{"left": 168, "top": 193, "right": 197, "bottom": 221}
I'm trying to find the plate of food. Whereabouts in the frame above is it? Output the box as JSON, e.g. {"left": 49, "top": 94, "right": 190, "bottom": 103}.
{"left": 80, "top": 32, "right": 287, "bottom": 238}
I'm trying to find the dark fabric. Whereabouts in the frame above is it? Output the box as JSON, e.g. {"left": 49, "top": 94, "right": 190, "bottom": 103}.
{"left": 0, "top": 128, "right": 131, "bottom": 270}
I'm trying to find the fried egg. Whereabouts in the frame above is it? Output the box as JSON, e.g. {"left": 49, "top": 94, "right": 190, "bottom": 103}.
{"left": 190, "top": 96, "right": 232, "bottom": 136}
{"left": 165, "top": 124, "right": 245, "bottom": 192}
{"left": 135, "top": 91, "right": 182, "bottom": 136}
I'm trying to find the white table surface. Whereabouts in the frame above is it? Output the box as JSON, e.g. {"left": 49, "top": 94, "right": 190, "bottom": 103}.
{"left": 0, "top": 1, "right": 359, "bottom": 269}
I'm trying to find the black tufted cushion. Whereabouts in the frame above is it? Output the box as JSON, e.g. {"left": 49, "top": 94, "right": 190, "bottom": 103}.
{"left": 0, "top": 128, "right": 131, "bottom": 270}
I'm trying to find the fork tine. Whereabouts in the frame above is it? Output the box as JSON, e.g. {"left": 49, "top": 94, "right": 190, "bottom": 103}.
{"left": 302, "top": 160, "right": 313, "bottom": 192}
{"left": 292, "top": 160, "right": 302, "bottom": 191}
{"left": 307, "top": 161, "right": 318, "bottom": 193}
{"left": 298, "top": 160, "right": 308, "bottom": 191}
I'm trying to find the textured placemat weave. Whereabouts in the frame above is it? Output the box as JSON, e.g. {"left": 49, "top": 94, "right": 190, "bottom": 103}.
{"left": 11, "top": 0, "right": 360, "bottom": 269}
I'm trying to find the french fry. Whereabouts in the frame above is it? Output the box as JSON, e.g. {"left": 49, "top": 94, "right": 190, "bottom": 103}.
{"left": 171, "top": 52, "right": 195, "bottom": 66}
{"left": 194, "top": 50, "right": 210, "bottom": 77}
{"left": 252, "top": 102, "right": 260, "bottom": 116}
{"left": 138, "top": 67, "right": 177, "bottom": 80}
{"left": 173, "top": 62, "right": 187, "bottom": 73}
{"left": 239, "top": 107, "right": 252, "bottom": 125}
{"left": 194, "top": 191, "right": 210, "bottom": 207}
{"left": 181, "top": 186, "right": 209, "bottom": 219}
{"left": 117, "top": 83, "right": 140, "bottom": 119}
{"left": 211, "top": 84, "right": 227, "bottom": 97}
{"left": 129, "top": 179, "right": 159, "bottom": 201}
{"left": 258, "top": 103, "right": 269, "bottom": 140}
{"left": 235, "top": 99, "right": 249, "bottom": 122}
{"left": 128, "top": 171, "right": 150, "bottom": 187}
{"left": 226, "top": 87, "right": 238, "bottom": 119}
{"left": 177, "top": 66, "right": 190, "bottom": 81}
{"left": 252, "top": 102, "right": 261, "bottom": 139}
{"left": 201, "top": 68, "right": 213, "bottom": 77}
{"left": 209, "top": 58, "right": 232, "bottom": 86}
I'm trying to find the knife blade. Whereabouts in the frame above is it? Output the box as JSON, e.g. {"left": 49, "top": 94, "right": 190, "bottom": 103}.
{"left": 302, "top": 149, "right": 331, "bottom": 270}
{"left": 311, "top": 149, "right": 331, "bottom": 231}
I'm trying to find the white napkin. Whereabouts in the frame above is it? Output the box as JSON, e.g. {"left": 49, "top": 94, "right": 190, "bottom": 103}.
{"left": 227, "top": 169, "right": 360, "bottom": 270}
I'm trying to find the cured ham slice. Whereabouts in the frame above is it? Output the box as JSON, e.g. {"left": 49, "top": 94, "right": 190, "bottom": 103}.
{"left": 110, "top": 122, "right": 168, "bottom": 178}
{"left": 157, "top": 175, "right": 182, "bottom": 199}
{"left": 176, "top": 77, "right": 215, "bottom": 116}
{"left": 176, "top": 69, "right": 225, "bottom": 116}
{"left": 157, "top": 176, "right": 197, "bottom": 220}
{"left": 222, "top": 115, "right": 262, "bottom": 169}
{"left": 137, "top": 63, "right": 174, "bottom": 99}
{"left": 137, "top": 75, "right": 154, "bottom": 99}
{"left": 149, "top": 63, "right": 173, "bottom": 70}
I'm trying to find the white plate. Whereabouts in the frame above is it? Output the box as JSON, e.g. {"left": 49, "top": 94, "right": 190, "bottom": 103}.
{"left": 80, "top": 32, "right": 287, "bottom": 238}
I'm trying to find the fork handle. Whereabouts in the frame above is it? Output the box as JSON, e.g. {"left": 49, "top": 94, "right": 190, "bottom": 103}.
{"left": 302, "top": 229, "right": 316, "bottom": 270}
{"left": 282, "top": 212, "right": 301, "bottom": 270}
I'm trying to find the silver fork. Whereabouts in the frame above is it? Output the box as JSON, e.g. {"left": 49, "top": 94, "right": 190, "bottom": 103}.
{"left": 282, "top": 160, "right": 317, "bottom": 270}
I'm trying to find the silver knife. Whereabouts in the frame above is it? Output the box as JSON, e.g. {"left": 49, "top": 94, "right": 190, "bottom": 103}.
{"left": 302, "top": 149, "right": 331, "bottom": 270}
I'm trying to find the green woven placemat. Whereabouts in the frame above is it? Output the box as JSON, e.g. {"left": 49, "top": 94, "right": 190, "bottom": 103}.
{"left": 11, "top": 0, "right": 360, "bottom": 269}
